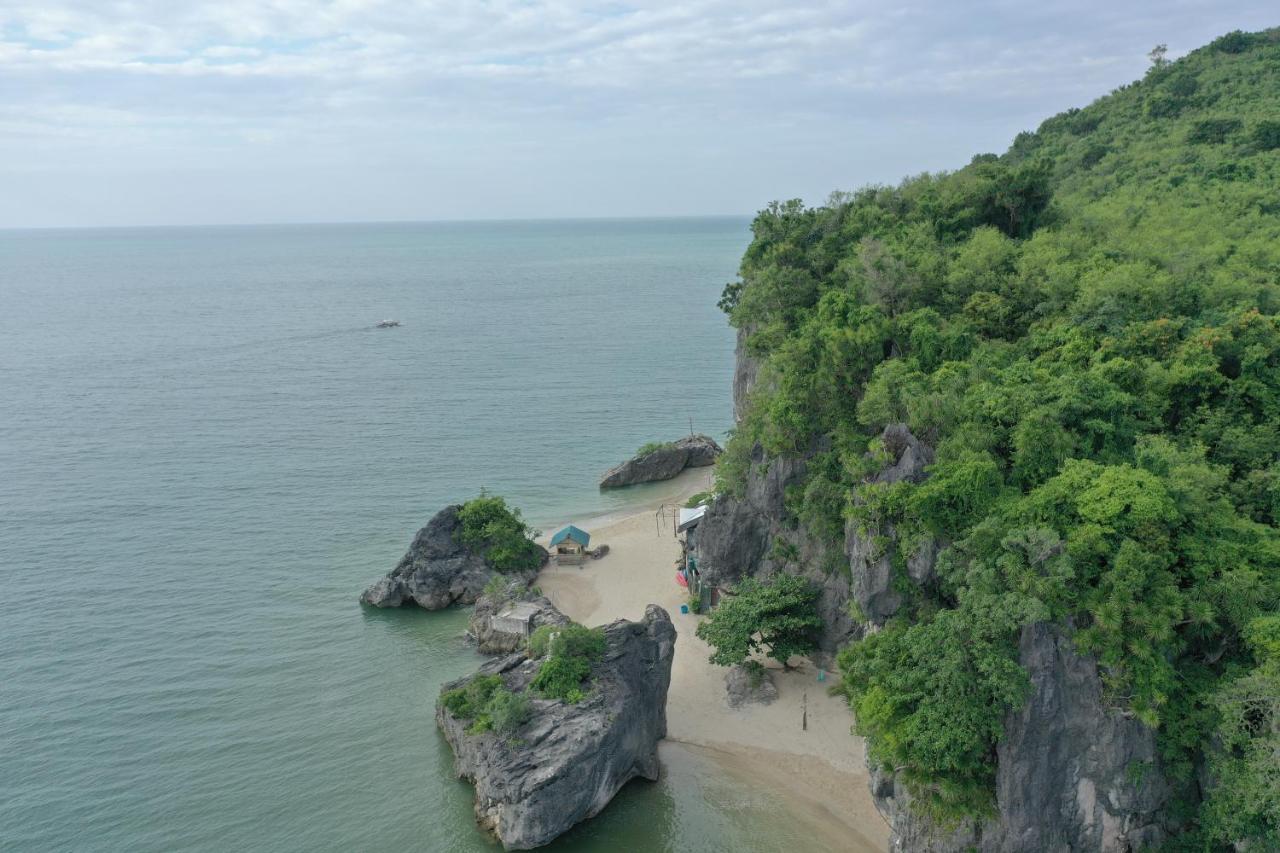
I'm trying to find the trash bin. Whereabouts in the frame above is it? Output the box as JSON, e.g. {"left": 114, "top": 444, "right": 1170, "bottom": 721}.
{"left": 680, "top": 604, "right": 689, "bottom": 614}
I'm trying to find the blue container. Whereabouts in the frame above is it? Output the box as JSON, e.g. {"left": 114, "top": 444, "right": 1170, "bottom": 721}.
{"left": 680, "top": 604, "right": 689, "bottom": 614}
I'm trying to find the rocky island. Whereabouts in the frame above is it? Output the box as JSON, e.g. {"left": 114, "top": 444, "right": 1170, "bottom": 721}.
{"left": 437, "top": 605, "right": 676, "bottom": 850}
{"left": 360, "top": 495, "right": 546, "bottom": 609}
{"left": 599, "top": 434, "right": 722, "bottom": 489}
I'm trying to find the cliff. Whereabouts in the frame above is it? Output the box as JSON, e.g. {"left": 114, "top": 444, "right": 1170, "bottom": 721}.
{"left": 437, "top": 605, "right": 676, "bottom": 850}
{"left": 700, "top": 354, "right": 1175, "bottom": 851}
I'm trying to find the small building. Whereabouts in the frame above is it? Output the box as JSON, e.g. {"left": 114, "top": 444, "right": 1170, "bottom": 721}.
{"left": 490, "top": 601, "right": 542, "bottom": 638}
{"left": 550, "top": 525, "right": 591, "bottom": 565}
{"left": 676, "top": 504, "right": 712, "bottom": 608}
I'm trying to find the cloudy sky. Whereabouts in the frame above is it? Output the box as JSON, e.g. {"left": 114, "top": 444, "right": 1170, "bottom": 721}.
{"left": 1, "top": 1, "right": 1272, "bottom": 228}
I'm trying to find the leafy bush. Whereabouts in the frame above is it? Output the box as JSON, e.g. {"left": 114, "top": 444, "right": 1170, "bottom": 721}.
{"left": 1187, "top": 117, "right": 1242, "bottom": 144}
{"left": 636, "top": 440, "right": 675, "bottom": 456}
{"left": 487, "top": 688, "right": 533, "bottom": 736}
{"left": 528, "top": 623, "right": 607, "bottom": 702}
{"left": 439, "top": 674, "right": 533, "bottom": 737}
{"left": 685, "top": 491, "right": 713, "bottom": 508}
{"left": 456, "top": 493, "right": 543, "bottom": 573}
{"left": 1253, "top": 119, "right": 1280, "bottom": 151}
{"left": 695, "top": 574, "right": 822, "bottom": 667}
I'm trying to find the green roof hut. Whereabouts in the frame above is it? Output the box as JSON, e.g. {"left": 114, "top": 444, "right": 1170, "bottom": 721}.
{"left": 550, "top": 525, "right": 591, "bottom": 565}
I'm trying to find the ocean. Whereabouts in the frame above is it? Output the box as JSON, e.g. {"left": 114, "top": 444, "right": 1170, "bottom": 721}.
{"left": 0, "top": 217, "right": 847, "bottom": 852}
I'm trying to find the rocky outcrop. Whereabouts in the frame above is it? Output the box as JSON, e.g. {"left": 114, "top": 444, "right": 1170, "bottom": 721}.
{"left": 847, "top": 424, "right": 938, "bottom": 627}
{"left": 871, "top": 622, "right": 1172, "bottom": 852}
{"left": 696, "top": 425, "right": 939, "bottom": 654}
{"left": 468, "top": 592, "right": 569, "bottom": 655}
{"left": 359, "top": 505, "right": 546, "bottom": 609}
{"left": 732, "top": 326, "right": 761, "bottom": 422}
{"left": 724, "top": 663, "right": 778, "bottom": 708}
{"left": 437, "top": 605, "right": 676, "bottom": 850}
{"left": 599, "top": 434, "right": 722, "bottom": 489}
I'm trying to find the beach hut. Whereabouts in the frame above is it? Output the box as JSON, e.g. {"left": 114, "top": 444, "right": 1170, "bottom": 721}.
{"left": 550, "top": 525, "right": 591, "bottom": 565}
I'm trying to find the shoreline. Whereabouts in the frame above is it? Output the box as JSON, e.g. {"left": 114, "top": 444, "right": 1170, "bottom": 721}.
{"left": 534, "top": 468, "right": 890, "bottom": 853}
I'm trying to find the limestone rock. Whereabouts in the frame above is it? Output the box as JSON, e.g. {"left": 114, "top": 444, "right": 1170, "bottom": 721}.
{"left": 359, "top": 505, "right": 545, "bottom": 609}
{"left": 469, "top": 592, "right": 569, "bottom": 655}
{"left": 724, "top": 663, "right": 779, "bottom": 708}
{"left": 437, "top": 605, "right": 676, "bottom": 850}
{"left": 599, "top": 434, "right": 722, "bottom": 489}
{"left": 869, "top": 622, "right": 1173, "bottom": 852}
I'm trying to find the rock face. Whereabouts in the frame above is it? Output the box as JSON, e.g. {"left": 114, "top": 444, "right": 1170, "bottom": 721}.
{"left": 724, "top": 663, "right": 778, "bottom": 708}
{"left": 438, "top": 605, "right": 676, "bottom": 850}
{"left": 359, "top": 505, "right": 546, "bottom": 609}
{"left": 599, "top": 434, "right": 723, "bottom": 489}
{"left": 468, "top": 593, "right": 570, "bottom": 655}
{"left": 846, "top": 424, "right": 938, "bottom": 627}
{"left": 871, "top": 622, "right": 1172, "bottom": 852}
{"left": 696, "top": 426, "right": 938, "bottom": 655}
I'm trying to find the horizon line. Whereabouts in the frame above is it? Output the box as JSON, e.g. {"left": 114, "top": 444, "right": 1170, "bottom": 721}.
{"left": 0, "top": 212, "right": 757, "bottom": 234}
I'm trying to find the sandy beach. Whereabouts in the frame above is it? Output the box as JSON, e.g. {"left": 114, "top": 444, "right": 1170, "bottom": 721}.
{"left": 537, "top": 469, "right": 890, "bottom": 853}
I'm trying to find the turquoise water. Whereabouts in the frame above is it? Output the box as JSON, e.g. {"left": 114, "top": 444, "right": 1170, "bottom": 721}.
{"left": 0, "top": 218, "right": 846, "bottom": 853}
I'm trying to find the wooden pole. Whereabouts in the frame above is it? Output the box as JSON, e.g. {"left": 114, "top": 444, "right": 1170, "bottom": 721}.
{"left": 802, "top": 690, "right": 808, "bottom": 731}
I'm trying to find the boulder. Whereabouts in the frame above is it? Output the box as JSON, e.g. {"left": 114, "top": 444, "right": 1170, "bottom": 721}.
{"left": 599, "top": 434, "right": 723, "bottom": 489}
{"left": 724, "top": 663, "right": 779, "bottom": 708}
{"left": 359, "top": 505, "right": 546, "bottom": 609}
{"left": 437, "top": 605, "right": 676, "bottom": 850}
{"left": 469, "top": 592, "right": 570, "bottom": 655}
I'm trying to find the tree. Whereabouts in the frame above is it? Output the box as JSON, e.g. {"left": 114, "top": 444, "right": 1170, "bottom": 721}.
{"left": 696, "top": 574, "right": 822, "bottom": 667}
{"left": 1148, "top": 43, "right": 1169, "bottom": 70}
{"left": 456, "top": 492, "right": 544, "bottom": 572}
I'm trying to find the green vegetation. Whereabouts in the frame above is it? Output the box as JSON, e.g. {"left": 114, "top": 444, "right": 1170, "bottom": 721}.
{"left": 695, "top": 574, "right": 823, "bottom": 667}
{"left": 528, "top": 623, "right": 607, "bottom": 703}
{"left": 456, "top": 492, "right": 544, "bottom": 572}
{"left": 717, "top": 29, "right": 1280, "bottom": 841}
{"left": 439, "top": 674, "right": 532, "bottom": 737}
{"left": 685, "top": 491, "right": 713, "bottom": 508}
{"left": 636, "top": 440, "right": 676, "bottom": 456}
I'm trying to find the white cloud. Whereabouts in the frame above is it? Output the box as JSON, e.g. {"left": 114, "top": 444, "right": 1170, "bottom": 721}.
{"left": 0, "top": 1, "right": 1273, "bottom": 226}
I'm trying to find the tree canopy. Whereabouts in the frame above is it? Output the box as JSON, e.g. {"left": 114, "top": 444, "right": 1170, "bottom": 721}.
{"left": 717, "top": 29, "right": 1280, "bottom": 843}
{"left": 695, "top": 574, "right": 823, "bottom": 667}
{"left": 456, "top": 492, "right": 544, "bottom": 572}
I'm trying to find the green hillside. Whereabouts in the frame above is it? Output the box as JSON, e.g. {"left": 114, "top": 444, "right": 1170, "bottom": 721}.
{"left": 717, "top": 29, "right": 1280, "bottom": 849}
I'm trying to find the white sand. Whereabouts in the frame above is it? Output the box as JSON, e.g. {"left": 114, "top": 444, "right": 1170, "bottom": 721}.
{"left": 537, "top": 469, "right": 890, "bottom": 853}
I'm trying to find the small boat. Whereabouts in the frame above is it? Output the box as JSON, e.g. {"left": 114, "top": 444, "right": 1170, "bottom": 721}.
{"left": 375, "top": 320, "right": 401, "bottom": 328}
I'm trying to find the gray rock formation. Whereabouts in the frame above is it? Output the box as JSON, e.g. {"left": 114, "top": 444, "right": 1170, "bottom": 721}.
{"left": 732, "top": 325, "right": 762, "bottom": 422}
{"left": 468, "top": 592, "right": 569, "bottom": 655}
{"left": 437, "top": 605, "right": 677, "bottom": 850}
{"left": 846, "top": 424, "right": 938, "bottom": 627}
{"left": 724, "top": 663, "right": 778, "bottom": 708}
{"left": 599, "top": 434, "right": 722, "bottom": 489}
{"left": 696, "top": 425, "right": 938, "bottom": 654}
{"left": 871, "top": 622, "right": 1172, "bottom": 852}
{"left": 359, "top": 505, "right": 546, "bottom": 609}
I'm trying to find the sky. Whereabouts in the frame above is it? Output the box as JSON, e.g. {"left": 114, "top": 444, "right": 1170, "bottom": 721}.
{"left": 1, "top": 1, "right": 1274, "bottom": 228}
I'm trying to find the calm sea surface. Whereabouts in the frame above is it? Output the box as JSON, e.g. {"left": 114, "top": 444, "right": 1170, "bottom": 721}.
{"left": 0, "top": 218, "right": 843, "bottom": 852}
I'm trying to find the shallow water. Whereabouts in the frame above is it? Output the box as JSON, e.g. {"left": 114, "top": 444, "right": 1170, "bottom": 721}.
{"left": 0, "top": 218, "right": 841, "bottom": 852}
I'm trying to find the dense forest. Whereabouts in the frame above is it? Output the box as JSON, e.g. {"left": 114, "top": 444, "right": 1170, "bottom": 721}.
{"left": 716, "top": 29, "right": 1280, "bottom": 849}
